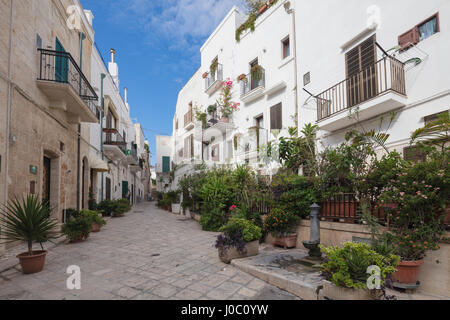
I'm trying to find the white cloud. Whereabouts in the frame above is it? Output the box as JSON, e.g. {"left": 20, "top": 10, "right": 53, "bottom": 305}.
{"left": 112, "top": 0, "right": 243, "bottom": 50}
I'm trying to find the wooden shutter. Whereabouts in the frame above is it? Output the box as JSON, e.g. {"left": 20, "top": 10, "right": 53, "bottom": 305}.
{"left": 270, "top": 103, "right": 282, "bottom": 130}
{"left": 346, "top": 35, "right": 377, "bottom": 107}
{"left": 403, "top": 146, "right": 426, "bottom": 163}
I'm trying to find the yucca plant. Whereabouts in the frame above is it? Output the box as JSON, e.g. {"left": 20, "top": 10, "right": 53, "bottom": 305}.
{"left": 0, "top": 195, "right": 59, "bottom": 256}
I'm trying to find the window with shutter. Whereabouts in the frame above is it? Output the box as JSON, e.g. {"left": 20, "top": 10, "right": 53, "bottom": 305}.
{"left": 345, "top": 35, "right": 377, "bottom": 107}
{"left": 398, "top": 28, "right": 419, "bottom": 49}
{"left": 270, "top": 103, "right": 282, "bottom": 130}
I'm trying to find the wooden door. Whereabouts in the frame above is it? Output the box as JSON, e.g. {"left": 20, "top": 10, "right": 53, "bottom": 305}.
{"left": 42, "top": 157, "right": 51, "bottom": 207}
{"left": 105, "top": 177, "right": 111, "bottom": 200}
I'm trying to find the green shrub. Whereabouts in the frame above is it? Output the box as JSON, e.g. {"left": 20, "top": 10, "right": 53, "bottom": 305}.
{"left": 115, "top": 199, "right": 131, "bottom": 214}
{"left": 263, "top": 207, "right": 299, "bottom": 237}
{"left": 61, "top": 216, "right": 91, "bottom": 242}
{"left": 320, "top": 242, "right": 400, "bottom": 290}
{"left": 219, "top": 218, "right": 262, "bottom": 243}
{"left": 200, "top": 207, "right": 228, "bottom": 232}
{"left": 97, "top": 200, "right": 116, "bottom": 216}
{"left": 273, "top": 175, "right": 318, "bottom": 218}
{"left": 81, "top": 210, "right": 106, "bottom": 227}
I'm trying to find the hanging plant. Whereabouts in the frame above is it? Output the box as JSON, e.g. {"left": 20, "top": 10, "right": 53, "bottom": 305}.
{"left": 251, "top": 64, "right": 263, "bottom": 83}
{"left": 207, "top": 104, "right": 218, "bottom": 115}
{"left": 236, "top": 0, "right": 279, "bottom": 42}
{"left": 210, "top": 60, "right": 219, "bottom": 78}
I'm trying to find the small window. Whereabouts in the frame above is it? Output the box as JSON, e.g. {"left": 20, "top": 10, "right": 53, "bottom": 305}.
{"left": 175, "top": 119, "right": 179, "bottom": 130}
{"left": 60, "top": 142, "right": 65, "bottom": 153}
{"left": 424, "top": 111, "right": 449, "bottom": 125}
{"left": 270, "top": 103, "right": 282, "bottom": 130}
{"left": 404, "top": 146, "right": 426, "bottom": 163}
{"left": 418, "top": 15, "right": 439, "bottom": 41}
{"left": 282, "top": 37, "right": 290, "bottom": 59}
{"left": 36, "top": 34, "right": 42, "bottom": 49}
{"left": 303, "top": 72, "right": 311, "bottom": 86}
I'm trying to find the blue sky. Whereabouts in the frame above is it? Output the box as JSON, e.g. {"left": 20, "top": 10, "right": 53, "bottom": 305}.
{"left": 80, "top": 0, "right": 243, "bottom": 165}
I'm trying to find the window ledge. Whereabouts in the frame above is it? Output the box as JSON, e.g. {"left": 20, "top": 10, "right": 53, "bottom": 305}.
{"left": 279, "top": 56, "right": 294, "bottom": 69}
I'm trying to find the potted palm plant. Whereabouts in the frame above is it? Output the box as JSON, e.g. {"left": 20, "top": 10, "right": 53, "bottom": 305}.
{"left": 0, "top": 195, "right": 59, "bottom": 274}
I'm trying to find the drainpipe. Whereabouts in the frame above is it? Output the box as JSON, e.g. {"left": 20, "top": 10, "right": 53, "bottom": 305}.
{"left": 285, "top": 1, "right": 299, "bottom": 129}
{"left": 76, "top": 32, "right": 86, "bottom": 210}
{"left": 2, "top": 0, "right": 13, "bottom": 254}
{"left": 100, "top": 73, "right": 106, "bottom": 201}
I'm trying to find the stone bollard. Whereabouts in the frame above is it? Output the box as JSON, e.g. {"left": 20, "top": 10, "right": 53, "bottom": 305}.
{"left": 302, "top": 203, "right": 322, "bottom": 259}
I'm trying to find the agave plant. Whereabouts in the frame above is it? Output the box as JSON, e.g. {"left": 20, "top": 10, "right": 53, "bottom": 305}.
{"left": 0, "top": 195, "right": 59, "bottom": 256}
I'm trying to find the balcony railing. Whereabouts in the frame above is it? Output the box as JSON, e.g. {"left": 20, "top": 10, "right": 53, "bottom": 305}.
{"left": 240, "top": 67, "right": 266, "bottom": 96}
{"left": 317, "top": 56, "right": 406, "bottom": 122}
{"left": 205, "top": 63, "right": 223, "bottom": 92}
{"left": 38, "top": 49, "right": 99, "bottom": 117}
{"left": 103, "top": 128, "right": 127, "bottom": 155}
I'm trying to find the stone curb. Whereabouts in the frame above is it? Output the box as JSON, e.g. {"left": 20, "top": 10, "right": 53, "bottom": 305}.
{"left": 231, "top": 258, "right": 322, "bottom": 300}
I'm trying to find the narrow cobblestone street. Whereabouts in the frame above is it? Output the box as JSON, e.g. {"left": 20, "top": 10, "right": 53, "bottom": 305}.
{"left": 0, "top": 203, "right": 298, "bottom": 300}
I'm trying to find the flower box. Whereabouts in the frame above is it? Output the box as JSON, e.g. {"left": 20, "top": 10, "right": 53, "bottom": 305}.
{"left": 322, "top": 280, "right": 383, "bottom": 300}
{"left": 273, "top": 233, "right": 298, "bottom": 249}
{"left": 218, "top": 240, "right": 259, "bottom": 264}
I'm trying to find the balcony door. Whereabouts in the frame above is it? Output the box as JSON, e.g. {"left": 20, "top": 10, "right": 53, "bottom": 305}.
{"left": 55, "top": 38, "right": 68, "bottom": 83}
{"left": 250, "top": 59, "right": 259, "bottom": 90}
{"left": 346, "top": 35, "right": 378, "bottom": 107}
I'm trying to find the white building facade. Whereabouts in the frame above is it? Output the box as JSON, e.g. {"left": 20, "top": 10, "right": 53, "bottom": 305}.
{"left": 296, "top": 0, "right": 450, "bottom": 157}
{"left": 161, "top": 1, "right": 299, "bottom": 190}
{"left": 157, "top": 0, "right": 449, "bottom": 189}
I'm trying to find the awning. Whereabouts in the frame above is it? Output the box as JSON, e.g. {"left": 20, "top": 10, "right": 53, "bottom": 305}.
{"left": 89, "top": 156, "right": 109, "bottom": 172}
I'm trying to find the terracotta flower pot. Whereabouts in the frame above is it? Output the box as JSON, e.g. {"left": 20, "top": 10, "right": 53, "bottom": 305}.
{"left": 92, "top": 223, "right": 101, "bottom": 233}
{"left": 220, "top": 117, "right": 229, "bottom": 123}
{"left": 202, "top": 72, "right": 208, "bottom": 79}
{"left": 17, "top": 251, "right": 48, "bottom": 274}
{"left": 237, "top": 74, "right": 246, "bottom": 81}
{"left": 259, "top": 4, "right": 268, "bottom": 14}
{"left": 273, "top": 233, "right": 298, "bottom": 249}
{"left": 393, "top": 260, "right": 424, "bottom": 284}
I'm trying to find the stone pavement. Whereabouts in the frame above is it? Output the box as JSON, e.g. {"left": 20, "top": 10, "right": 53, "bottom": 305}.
{"left": 0, "top": 202, "right": 298, "bottom": 300}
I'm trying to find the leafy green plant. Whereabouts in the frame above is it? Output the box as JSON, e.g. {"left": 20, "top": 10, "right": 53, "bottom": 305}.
{"left": 320, "top": 242, "right": 400, "bottom": 290}
{"left": 114, "top": 198, "right": 131, "bottom": 215}
{"left": 81, "top": 210, "right": 106, "bottom": 227}
{"left": 220, "top": 218, "right": 262, "bottom": 243}
{"left": 263, "top": 207, "right": 298, "bottom": 237}
{"left": 61, "top": 216, "right": 91, "bottom": 242}
{"left": 200, "top": 207, "right": 229, "bottom": 232}
{"left": 0, "top": 195, "right": 59, "bottom": 256}
{"left": 97, "top": 200, "right": 116, "bottom": 216}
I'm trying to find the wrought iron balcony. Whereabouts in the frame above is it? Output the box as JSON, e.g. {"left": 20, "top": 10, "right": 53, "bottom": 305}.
{"left": 37, "top": 49, "right": 99, "bottom": 123}
{"left": 103, "top": 128, "right": 127, "bottom": 160}
{"left": 316, "top": 56, "right": 406, "bottom": 129}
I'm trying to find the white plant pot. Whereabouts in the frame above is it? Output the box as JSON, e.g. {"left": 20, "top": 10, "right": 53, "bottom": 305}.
{"left": 172, "top": 203, "right": 181, "bottom": 214}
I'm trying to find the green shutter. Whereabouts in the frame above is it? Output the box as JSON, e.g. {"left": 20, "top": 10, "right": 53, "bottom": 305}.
{"left": 162, "top": 156, "right": 170, "bottom": 173}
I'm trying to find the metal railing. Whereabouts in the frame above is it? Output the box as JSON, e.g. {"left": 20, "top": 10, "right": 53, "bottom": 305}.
{"left": 205, "top": 63, "right": 223, "bottom": 91}
{"left": 38, "top": 49, "right": 99, "bottom": 118}
{"left": 103, "top": 128, "right": 127, "bottom": 155}
{"left": 317, "top": 56, "right": 406, "bottom": 121}
{"left": 240, "top": 67, "right": 266, "bottom": 96}
{"left": 320, "top": 193, "right": 386, "bottom": 223}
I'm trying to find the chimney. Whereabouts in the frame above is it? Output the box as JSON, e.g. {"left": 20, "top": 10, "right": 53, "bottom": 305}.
{"left": 108, "top": 49, "right": 119, "bottom": 88}
{"left": 110, "top": 48, "right": 116, "bottom": 63}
